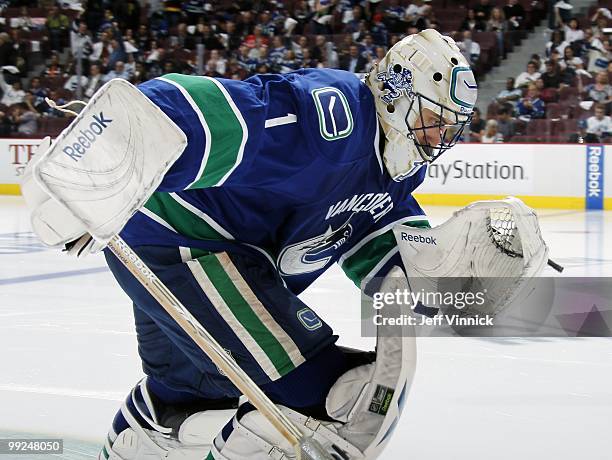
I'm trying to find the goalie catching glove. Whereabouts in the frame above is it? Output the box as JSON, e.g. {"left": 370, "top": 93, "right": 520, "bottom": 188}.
{"left": 393, "top": 197, "right": 550, "bottom": 318}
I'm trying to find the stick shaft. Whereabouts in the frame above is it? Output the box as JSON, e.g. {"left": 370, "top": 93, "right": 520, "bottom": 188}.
{"left": 107, "top": 235, "right": 304, "bottom": 446}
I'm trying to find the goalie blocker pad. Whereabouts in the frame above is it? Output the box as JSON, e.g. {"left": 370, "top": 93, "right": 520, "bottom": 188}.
{"left": 33, "top": 79, "right": 187, "bottom": 245}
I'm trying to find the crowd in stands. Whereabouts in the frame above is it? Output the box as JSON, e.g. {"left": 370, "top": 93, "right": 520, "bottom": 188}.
{"left": 4, "top": 0, "right": 600, "bottom": 143}
{"left": 480, "top": 0, "right": 612, "bottom": 143}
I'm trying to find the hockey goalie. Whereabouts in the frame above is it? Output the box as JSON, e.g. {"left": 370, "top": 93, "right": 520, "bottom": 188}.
{"left": 21, "top": 29, "right": 550, "bottom": 459}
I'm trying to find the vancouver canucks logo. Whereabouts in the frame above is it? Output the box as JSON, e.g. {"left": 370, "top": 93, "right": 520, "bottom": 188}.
{"left": 376, "top": 65, "right": 414, "bottom": 105}
{"left": 278, "top": 218, "right": 353, "bottom": 276}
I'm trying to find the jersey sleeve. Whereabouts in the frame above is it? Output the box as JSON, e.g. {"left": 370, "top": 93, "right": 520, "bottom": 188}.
{"left": 137, "top": 73, "right": 262, "bottom": 191}
{"left": 338, "top": 190, "right": 429, "bottom": 289}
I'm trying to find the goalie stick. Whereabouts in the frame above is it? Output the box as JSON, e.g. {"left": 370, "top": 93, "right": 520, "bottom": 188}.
{"left": 107, "top": 234, "right": 334, "bottom": 460}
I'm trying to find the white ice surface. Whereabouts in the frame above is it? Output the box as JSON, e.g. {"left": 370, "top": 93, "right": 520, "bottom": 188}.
{"left": 0, "top": 196, "right": 611, "bottom": 459}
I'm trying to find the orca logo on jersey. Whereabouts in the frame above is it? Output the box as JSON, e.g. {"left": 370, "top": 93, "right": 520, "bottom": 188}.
{"left": 62, "top": 112, "right": 113, "bottom": 162}
{"left": 278, "top": 217, "right": 353, "bottom": 276}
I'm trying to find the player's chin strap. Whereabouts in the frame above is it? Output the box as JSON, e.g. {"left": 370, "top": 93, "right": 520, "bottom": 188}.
{"left": 213, "top": 267, "right": 417, "bottom": 460}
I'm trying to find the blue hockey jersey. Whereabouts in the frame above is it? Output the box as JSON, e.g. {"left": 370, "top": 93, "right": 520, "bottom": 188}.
{"left": 120, "top": 69, "right": 429, "bottom": 294}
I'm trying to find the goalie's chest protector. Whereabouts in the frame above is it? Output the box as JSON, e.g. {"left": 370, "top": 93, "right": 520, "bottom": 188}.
{"left": 125, "top": 70, "right": 426, "bottom": 293}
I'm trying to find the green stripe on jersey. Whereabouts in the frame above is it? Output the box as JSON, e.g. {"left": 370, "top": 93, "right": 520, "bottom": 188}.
{"left": 198, "top": 254, "right": 297, "bottom": 377}
{"left": 341, "top": 219, "right": 430, "bottom": 287}
{"left": 163, "top": 73, "right": 246, "bottom": 188}
{"left": 144, "top": 192, "right": 226, "bottom": 241}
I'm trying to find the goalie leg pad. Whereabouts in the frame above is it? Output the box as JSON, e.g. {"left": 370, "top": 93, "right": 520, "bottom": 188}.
{"left": 212, "top": 268, "right": 417, "bottom": 460}
{"left": 101, "top": 377, "right": 238, "bottom": 460}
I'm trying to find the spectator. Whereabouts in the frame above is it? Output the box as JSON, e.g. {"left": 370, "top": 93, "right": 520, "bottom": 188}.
{"left": 488, "top": 7, "right": 507, "bottom": 33}
{"left": 291, "top": 35, "right": 310, "bottom": 61}
{"left": 586, "top": 103, "right": 612, "bottom": 138}
{"left": 205, "top": 49, "right": 227, "bottom": 76}
{"left": 496, "top": 107, "right": 516, "bottom": 140}
{"left": 236, "top": 44, "right": 257, "bottom": 75}
{"left": 44, "top": 52, "right": 64, "bottom": 78}
{"left": 198, "top": 24, "right": 224, "bottom": 51}
{"left": 14, "top": 6, "right": 34, "bottom": 32}
{"left": 47, "top": 6, "right": 70, "bottom": 51}
{"left": 530, "top": 53, "right": 545, "bottom": 72}
{"left": 361, "top": 34, "right": 377, "bottom": 61}
{"left": 517, "top": 83, "right": 545, "bottom": 120}
{"left": 23, "top": 91, "right": 38, "bottom": 115}
{"left": 104, "top": 60, "right": 129, "bottom": 82}
{"left": 515, "top": 60, "right": 541, "bottom": 88}
{"left": 219, "top": 21, "right": 242, "bottom": 52}
{"left": 468, "top": 107, "right": 485, "bottom": 141}
{"left": 460, "top": 9, "right": 486, "bottom": 33}
{"left": 568, "top": 118, "right": 600, "bottom": 143}
{"left": 0, "top": 67, "right": 25, "bottom": 106}
{"left": 590, "top": 9, "right": 610, "bottom": 39}
{"left": 581, "top": 28, "right": 607, "bottom": 73}
{"left": 310, "top": 0, "right": 335, "bottom": 35}
{"left": 541, "top": 60, "right": 562, "bottom": 89}
{"left": 474, "top": 0, "right": 492, "bottom": 22}
{"left": 560, "top": 46, "right": 583, "bottom": 71}
{"left": 83, "top": 63, "right": 103, "bottom": 99}
{"left": 546, "top": 29, "right": 568, "bottom": 58}
{"left": 171, "top": 22, "right": 192, "bottom": 50}
{"left": 269, "top": 36, "right": 287, "bottom": 67}
{"left": 457, "top": 30, "right": 480, "bottom": 66}
{"left": 497, "top": 77, "right": 522, "bottom": 107}
{"left": 384, "top": 0, "right": 407, "bottom": 34}
{"left": 244, "top": 25, "right": 269, "bottom": 55}
{"left": 340, "top": 44, "right": 367, "bottom": 73}
{"left": 563, "top": 18, "right": 584, "bottom": 44}
{"left": 28, "top": 77, "right": 48, "bottom": 107}
{"left": 64, "top": 72, "right": 87, "bottom": 92}
{"left": 405, "top": 1, "right": 427, "bottom": 28}
{"left": 258, "top": 10, "right": 277, "bottom": 37}
{"left": 487, "top": 7, "right": 507, "bottom": 57}
{"left": 279, "top": 49, "right": 299, "bottom": 74}
{"left": 11, "top": 103, "right": 39, "bottom": 135}
{"left": 107, "top": 38, "right": 127, "bottom": 70}
{"left": 71, "top": 20, "right": 93, "bottom": 59}
{"left": 503, "top": 0, "right": 525, "bottom": 30}
{"left": 481, "top": 119, "right": 504, "bottom": 143}
{"left": 89, "top": 30, "right": 112, "bottom": 63}
{"left": 301, "top": 48, "right": 318, "bottom": 68}
{"left": 579, "top": 71, "right": 612, "bottom": 108}
{"left": 370, "top": 13, "right": 388, "bottom": 46}
{"left": 415, "top": 5, "right": 435, "bottom": 31}
{"left": 292, "top": 0, "right": 313, "bottom": 35}
{"left": 0, "top": 33, "right": 15, "bottom": 68}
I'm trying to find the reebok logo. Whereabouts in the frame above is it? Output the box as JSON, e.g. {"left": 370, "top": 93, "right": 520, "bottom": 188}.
{"left": 587, "top": 149, "right": 602, "bottom": 197}
{"left": 585, "top": 145, "right": 604, "bottom": 210}
{"left": 400, "top": 232, "right": 437, "bottom": 245}
{"left": 63, "top": 112, "right": 113, "bottom": 161}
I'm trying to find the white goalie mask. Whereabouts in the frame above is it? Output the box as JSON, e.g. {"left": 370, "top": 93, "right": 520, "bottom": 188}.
{"left": 366, "top": 29, "right": 477, "bottom": 181}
